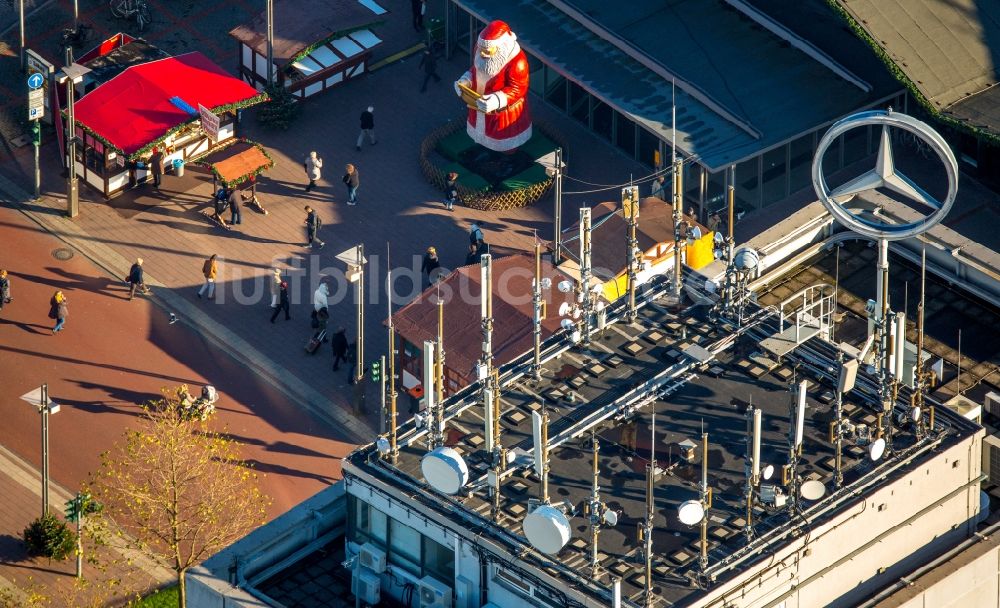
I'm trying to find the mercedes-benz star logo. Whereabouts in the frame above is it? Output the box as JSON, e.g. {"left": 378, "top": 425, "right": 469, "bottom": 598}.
{"left": 811, "top": 110, "right": 958, "bottom": 240}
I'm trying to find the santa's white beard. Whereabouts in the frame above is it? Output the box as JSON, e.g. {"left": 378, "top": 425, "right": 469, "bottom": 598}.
{"left": 473, "top": 37, "right": 519, "bottom": 89}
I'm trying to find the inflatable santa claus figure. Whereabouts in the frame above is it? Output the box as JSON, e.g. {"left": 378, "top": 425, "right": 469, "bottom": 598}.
{"left": 454, "top": 20, "right": 532, "bottom": 152}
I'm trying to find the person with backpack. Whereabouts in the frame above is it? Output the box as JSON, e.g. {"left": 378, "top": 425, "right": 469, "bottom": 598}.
{"left": 304, "top": 205, "right": 324, "bottom": 249}
{"left": 197, "top": 254, "right": 218, "bottom": 299}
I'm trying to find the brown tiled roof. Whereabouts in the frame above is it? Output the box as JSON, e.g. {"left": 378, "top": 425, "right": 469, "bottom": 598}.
{"left": 391, "top": 254, "right": 578, "bottom": 382}
{"left": 570, "top": 197, "right": 707, "bottom": 279}
{"left": 228, "top": 0, "right": 383, "bottom": 67}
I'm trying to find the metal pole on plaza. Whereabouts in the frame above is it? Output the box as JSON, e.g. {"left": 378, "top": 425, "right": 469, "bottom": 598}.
{"left": 63, "top": 48, "right": 80, "bottom": 218}
{"left": 386, "top": 246, "right": 399, "bottom": 463}
{"left": 265, "top": 0, "right": 274, "bottom": 87}
{"left": 553, "top": 148, "right": 563, "bottom": 264}
{"left": 355, "top": 244, "right": 365, "bottom": 388}
{"left": 32, "top": 118, "right": 41, "bottom": 200}
{"left": 18, "top": 0, "right": 26, "bottom": 72}
{"left": 73, "top": 0, "right": 78, "bottom": 31}
{"left": 41, "top": 383, "right": 50, "bottom": 517}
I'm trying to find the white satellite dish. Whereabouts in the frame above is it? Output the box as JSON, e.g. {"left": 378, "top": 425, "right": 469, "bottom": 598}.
{"left": 869, "top": 438, "right": 887, "bottom": 462}
{"left": 557, "top": 280, "right": 573, "bottom": 293}
{"left": 762, "top": 464, "right": 775, "bottom": 481}
{"left": 734, "top": 249, "right": 760, "bottom": 271}
{"left": 561, "top": 318, "right": 574, "bottom": 331}
{"left": 910, "top": 407, "right": 921, "bottom": 423}
{"left": 677, "top": 500, "right": 705, "bottom": 526}
{"left": 714, "top": 232, "right": 724, "bottom": 243}
{"left": 571, "top": 330, "right": 581, "bottom": 343}
{"left": 558, "top": 302, "right": 572, "bottom": 317}
{"left": 572, "top": 307, "right": 581, "bottom": 319}
{"left": 603, "top": 509, "right": 618, "bottom": 527}
{"left": 800, "top": 479, "right": 826, "bottom": 501}
{"left": 375, "top": 437, "right": 390, "bottom": 455}
{"left": 421, "top": 447, "right": 470, "bottom": 495}
{"left": 523, "top": 504, "right": 572, "bottom": 555}
{"left": 539, "top": 278, "right": 552, "bottom": 291}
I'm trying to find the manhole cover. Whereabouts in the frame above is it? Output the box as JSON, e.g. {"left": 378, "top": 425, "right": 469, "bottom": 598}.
{"left": 52, "top": 248, "right": 74, "bottom": 261}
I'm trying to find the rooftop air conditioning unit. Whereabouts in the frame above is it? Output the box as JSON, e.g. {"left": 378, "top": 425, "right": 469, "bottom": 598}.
{"left": 351, "top": 569, "right": 380, "bottom": 605}
{"left": 419, "top": 575, "right": 453, "bottom": 608}
{"left": 983, "top": 434, "right": 1000, "bottom": 485}
{"left": 358, "top": 543, "right": 386, "bottom": 573}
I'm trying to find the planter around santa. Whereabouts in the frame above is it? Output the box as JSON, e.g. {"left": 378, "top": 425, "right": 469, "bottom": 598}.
{"left": 420, "top": 121, "right": 563, "bottom": 212}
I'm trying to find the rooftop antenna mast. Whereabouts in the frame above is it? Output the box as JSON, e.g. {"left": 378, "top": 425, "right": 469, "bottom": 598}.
{"left": 699, "top": 430, "right": 710, "bottom": 572}
{"left": 588, "top": 430, "right": 601, "bottom": 576}
{"left": 433, "top": 287, "right": 446, "bottom": 448}
{"left": 481, "top": 254, "right": 506, "bottom": 520}
{"left": 532, "top": 234, "right": 543, "bottom": 379}
{"left": 422, "top": 339, "right": 438, "bottom": 448}
{"left": 788, "top": 379, "right": 807, "bottom": 513}
{"left": 642, "top": 413, "right": 656, "bottom": 607}
{"left": 723, "top": 165, "right": 737, "bottom": 313}
{"left": 744, "top": 401, "right": 760, "bottom": 540}
{"left": 624, "top": 184, "right": 640, "bottom": 323}
{"left": 580, "top": 207, "right": 594, "bottom": 344}
{"left": 387, "top": 243, "right": 399, "bottom": 463}
{"left": 539, "top": 406, "right": 550, "bottom": 504}
{"left": 875, "top": 238, "right": 892, "bottom": 443}
{"left": 671, "top": 130, "right": 684, "bottom": 302}
{"left": 912, "top": 247, "right": 929, "bottom": 438}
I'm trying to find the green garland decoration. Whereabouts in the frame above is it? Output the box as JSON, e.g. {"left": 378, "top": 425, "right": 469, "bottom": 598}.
{"left": 189, "top": 138, "right": 275, "bottom": 188}
{"left": 63, "top": 92, "right": 271, "bottom": 162}
{"left": 825, "top": 0, "right": 1000, "bottom": 145}
{"left": 285, "top": 22, "right": 386, "bottom": 67}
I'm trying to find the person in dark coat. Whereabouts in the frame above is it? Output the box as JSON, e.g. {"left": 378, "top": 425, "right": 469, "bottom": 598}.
{"left": 331, "top": 327, "right": 349, "bottom": 371}
{"left": 304, "top": 205, "right": 324, "bottom": 248}
{"left": 443, "top": 171, "right": 458, "bottom": 210}
{"left": 419, "top": 49, "right": 441, "bottom": 93}
{"left": 421, "top": 247, "right": 440, "bottom": 286}
{"left": 270, "top": 281, "right": 290, "bottom": 323}
{"left": 469, "top": 222, "right": 484, "bottom": 246}
{"left": 227, "top": 186, "right": 242, "bottom": 225}
{"left": 127, "top": 258, "right": 147, "bottom": 301}
{"left": 356, "top": 106, "right": 376, "bottom": 151}
{"left": 49, "top": 290, "right": 68, "bottom": 333}
{"left": 149, "top": 147, "right": 164, "bottom": 190}
{"left": 212, "top": 188, "right": 230, "bottom": 229}
{"left": 343, "top": 164, "right": 360, "bottom": 205}
{"left": 0, "top": 270, "right": 11, "bottom": 314}
{"left": 465, "top": 244, "right": 479, "bottom": 266}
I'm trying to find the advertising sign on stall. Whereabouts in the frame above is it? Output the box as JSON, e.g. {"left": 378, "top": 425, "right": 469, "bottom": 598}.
{"left": 198, "top": 104, "right": 220, "bottom": 141}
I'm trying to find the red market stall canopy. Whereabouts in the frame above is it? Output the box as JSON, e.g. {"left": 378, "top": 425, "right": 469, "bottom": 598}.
{"left": 193, "top": 139, "right": 274, "bottom": 188}
{"left": 73, "top": 52, "right": 267, "bottom": 159}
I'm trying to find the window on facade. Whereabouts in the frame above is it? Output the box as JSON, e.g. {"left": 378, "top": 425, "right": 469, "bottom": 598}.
{"left": 348, "top": 495, "right": 388, "bottom": 547}
{"left": 454, "top": 10, "right": 471, "bottom": 54}
{"left": 734, "top": 157, "right": 760, "bottom": 212}
{"left": 788, "top": 134, "right": 814, "bottom": 197}
{"left": 761, "top": 145, "right": 787, "bottom": 207}
{"left": 544, "top": 71, "right": 567, "bottom": 110}
{"left": 528, "top": 54, "right": 545, "bottom": 96}
{"left": 705, "top": 169, "right": 726, "bottom": 215}
{"left": 591, "top": 100, "right": 612, "bottom": 141}
{"left": 423, "top": 536, "right": 454, "bottom": 582}
{"left": 822, "top": 135, "right": 841, "bottom": 175}
{"left": 614, "top": 111, "right": 636, "bottom": 157}
{"left": 389, "top": 518, "right": 421, "bottom": 574}
{"left": 568, "top": 80, "right": 589, "bottom": 126}
{"left": 842, "top": 125, "right": 869, "bottom": 167}
{"left": 637, "top": 126, "right": 660, "bottom": 169}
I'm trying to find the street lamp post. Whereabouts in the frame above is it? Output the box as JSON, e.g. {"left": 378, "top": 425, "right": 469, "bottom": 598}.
{"left": 19, "top": 384, "right": 61, "bottom": 518}
{"left": 58, "top": 55, "right": 90, "bottom": 219}
{"left": 265, "top": 0, "right": 274, "bottom": 86}
{"left": 18, "top": 0, "right": 26, "bottom": 72}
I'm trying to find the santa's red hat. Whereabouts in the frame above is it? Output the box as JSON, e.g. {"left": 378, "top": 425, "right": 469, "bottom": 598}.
{"left": 479, "top": 20, "right": 515, "bottom": 43}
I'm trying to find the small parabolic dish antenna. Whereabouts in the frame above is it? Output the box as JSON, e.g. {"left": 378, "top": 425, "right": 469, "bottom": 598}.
{"left": 540, "top": 277, "right": 552, "bottom": 290}
{"left": 734, "top": 249, "right": 760, "bottom": 271}
{"left": 677, "top": 500, "right": 705, "bottom": 526}
{"left": 523, "top": 504, "right": 572, "bottom": 555}
{"left": 421, "top": 447, "right": 470, "bottom": 495}
{"left": 869, "top": 438, "right": 887, "bottom": 462}
{"left": 560, "top": 318, "right": 574, "bottom": 331}
{"left": 800, "top": 479, "right": 826, "bottom": 501}
{"left": 558, "top": 302, "right": 572, "bottom": 317}
{"left": 604, "top": 509, "right": 618, "bottom": 527}
{"left": 761, "top": 464, "right": 775, "bottom": 481}
{"left": 910, "top": 407, "right": 921, "bottom": 423}
{"left": 714, "top": 232, "right": 724, "bottom": 244}
{"left": 375, "top": 437, "right": 390, "bottom": 455}
{"left": 557, "top": 280, "right": 573, "bottom": 293}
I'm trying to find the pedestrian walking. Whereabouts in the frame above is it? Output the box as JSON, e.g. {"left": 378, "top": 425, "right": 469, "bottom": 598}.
{"left": 126, "top": 258, "right": 148, "bottom": 300}
{"left": 197, "top": 254, "right": 218, "bottom": 299}
{"left": 0, "top": 270, "right": 11, "bottom": 314}
{"left": 270, "top": 281, "right": 291, "bottom": 323}
{"left": 411, "top": 0, "right": 425, "bottom": 31}
{"left": 304, "top": 151, "right": 323, "bottom": 192}
{"left": 212, "top": 187, "right": 230, "bottom": 229}
{"left": 304, "top": 205, "right": 325, "bottom": 248}
{"left": 421, "top": 247, "right": 441, "bottom": 286}
{"left": 228, "top": 186, "right": 242, "bottom": 225}
{"left": 312, "top": 282, "right": 330, "bottom": 329}
{"left": 356, "top": 106, "right": 376, "bottom": 151}
{"left": 650, "top": 175, "right": 667, "bottom": 199}
{"left": 331, "top": 326, "right": 349, "bottom": 371}
{"left": 343, "top": 164, "right": 360, "bottom": 205}
{"left": 419, "top": 49, "right": 441, "bottom": 93}
{"left": 444, "top": 171, "right": 458, "bottom": 211}
{"left": 149, "top": 147, "right": 165, "bottom": 190}
{"left": 469, "top": 222, "right": 484, "bottom": 247}
{"left": 48, "top": 290, "right": 68, "bottom": 334}
{"left": 465, "top": 243, "right": 479, "bottom": 266}
{"left": 269, "top": 268, "right": 282, "bottom": 307}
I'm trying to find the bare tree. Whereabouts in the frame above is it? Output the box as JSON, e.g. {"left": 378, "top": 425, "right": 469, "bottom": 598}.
{"left": 91, "top": 388, "right": 270, "bottom": 607}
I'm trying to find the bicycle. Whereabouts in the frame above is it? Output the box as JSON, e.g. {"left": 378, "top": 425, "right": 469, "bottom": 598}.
{"left": 61, "top": 23, "right": 93, "bottom": 49}
{"left": 109, "top": 0, "right": 151, "bottom": 32}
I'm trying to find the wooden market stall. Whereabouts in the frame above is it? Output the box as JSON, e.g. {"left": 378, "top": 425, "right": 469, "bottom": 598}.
{"left": 70, "top": 51, "right": 267, "bottom": 198}
{"left": 229, "top": 0, "right": 387, "bottom": 98}
{"left": 192, "top": 139, "right": 275, "bottom": 214}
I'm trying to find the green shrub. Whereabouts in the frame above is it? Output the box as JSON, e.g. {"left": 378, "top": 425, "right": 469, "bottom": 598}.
{"left": 257, "top": 84, "right": 300, "bottom": 130}
{"left": 23, "top": 513, "right": 76, "bottom": 561}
